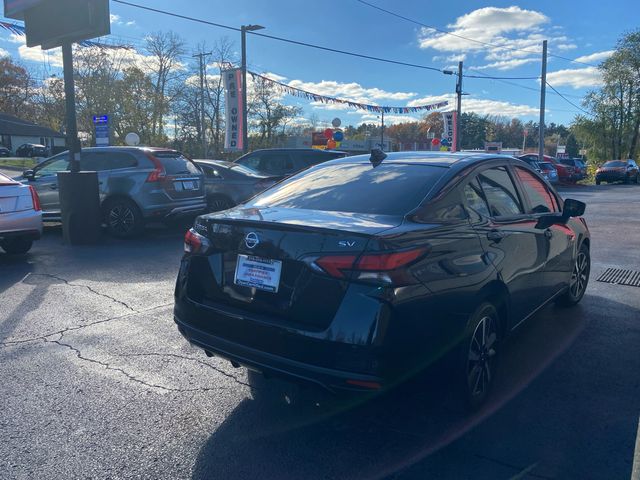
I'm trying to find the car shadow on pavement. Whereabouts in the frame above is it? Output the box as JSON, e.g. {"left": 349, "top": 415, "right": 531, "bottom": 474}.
{"left": 190, "top": 294, "right": 640, "bottom": 480}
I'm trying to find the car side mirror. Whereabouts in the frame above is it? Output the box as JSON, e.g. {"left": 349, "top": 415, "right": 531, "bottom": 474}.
{"left": 562, "top": 198, "right": 586, "bottom": 218}
{"left": 23, "top": 169, "right": 35, "bottom": 180}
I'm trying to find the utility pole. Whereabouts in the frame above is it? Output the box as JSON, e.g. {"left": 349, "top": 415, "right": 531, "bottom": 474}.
{"left": 456, "top": 61, "right": 463, "bottom": 152}
{"left": 241, "top": 24, "right": 265, "bottom": 154}
{"left": 193, "top": 51, "right": 211, "bottom": 158}
{"left": 380, "top": 111, "right": 385, "bottom": 151}
{"left": 62, "top": 42, "right": 80, "bottom": 172}
{"left": 538, "top": 40, "right": 548, "bottom": 161}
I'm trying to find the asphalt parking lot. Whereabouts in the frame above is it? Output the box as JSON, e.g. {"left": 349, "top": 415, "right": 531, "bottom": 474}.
{"left": 1, "top": 183, "right": 639, "bottom": 480}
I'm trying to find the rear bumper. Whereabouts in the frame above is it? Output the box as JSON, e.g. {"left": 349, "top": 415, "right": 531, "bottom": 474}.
{"left": 0, "top": 209, "right": 43, "bottom": 239}
{"left": 174, "top": 314, "right": 383, "bottom": 393}
{"left": 596, "top": 173, "right": 630, "bottom": 182}
{"left": 142, "top": 198, "right": 207, "bottom": 219}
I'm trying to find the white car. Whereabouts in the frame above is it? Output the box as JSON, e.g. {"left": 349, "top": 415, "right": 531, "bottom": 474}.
{"left": 0, "top": 172, "right": 42, "bottom": 254}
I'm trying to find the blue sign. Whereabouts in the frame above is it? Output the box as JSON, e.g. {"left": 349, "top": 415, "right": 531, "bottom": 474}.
{"left": 93, "top": 114, "right": 109, "bottom": 125}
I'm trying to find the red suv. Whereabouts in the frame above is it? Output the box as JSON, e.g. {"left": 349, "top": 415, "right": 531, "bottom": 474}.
{"left": 518, "top": 154, "right": 576, "bottom": 183}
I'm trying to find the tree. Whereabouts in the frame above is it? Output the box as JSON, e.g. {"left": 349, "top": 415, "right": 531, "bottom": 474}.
{"left": 0, "top": 57, "right": 37, "bottom": 121}
{"left": 145, "top": 31, "right": 187, "bottom": 143}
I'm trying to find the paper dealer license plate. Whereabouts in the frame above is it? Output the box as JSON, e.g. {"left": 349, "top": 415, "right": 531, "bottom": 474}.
{"left": 234, "top": 255, "right": 282, "bottom": 293}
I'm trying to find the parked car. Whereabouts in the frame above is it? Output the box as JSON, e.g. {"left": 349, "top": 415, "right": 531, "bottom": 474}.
{"left": 175, "top": 151, "right": 590, "bottom": 410}
{"left": 559, "top": 158, "right": 587, "bottom": 181}
{"left": 517, "top": 156, "right": 543, "bottom": 174}
{"left": 519, "top": 154, "right": 576, "bottom": 183}
{"left": 0, "top": 146, "right": 11, "bottom": 157}
{"left": 194, "top": 159, "right": 278, "bottom": 212}
{"left": 595, "top": 159, "right": 639, "bottom": 185}
{"left": 16, "top": 147, "right": 206, "bottom": 237}
{"left": 233, "top": 148, "right": 347, "bottom": 177}
{"left": 538, "top": 161, "right": 560, "bottom": 185}
{"left": 0, "top": 171, "right": 42, "bottom": 254}
{"left": 16, "top": 143, "right": 49, "bottom": 158}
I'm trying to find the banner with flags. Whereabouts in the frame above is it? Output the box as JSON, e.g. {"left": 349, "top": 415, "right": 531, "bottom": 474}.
{"left": 442, "top": 111, "right": 458, "bottom": 152}
{"left": 250, "top": 72, "right": 449, "bottom": 114}
{"left": 223, "top": 68, "right": 245, "bottom": 152}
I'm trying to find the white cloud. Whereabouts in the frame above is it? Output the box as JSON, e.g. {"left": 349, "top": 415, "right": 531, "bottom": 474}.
{"left": 110, "top": 14, "right": 121, "bottom": 24}
{"left": 420, "top": 6, "right": 575, "bottom": 70}
{"left": 286, "top": 79, "right": 416, "bottom": 103}
{"left": 358, "top": 114, "right": 421, "bottom": 125}
{"left": 546, "top": 66, "right": 602, "bottom": 89}
{"left": 573, "top": 50, "right": 614, "bottom": 64}
{"left": 0, "top": 48, "right": 8, "bottom": 57}
{"left": 18, "top": 44, "right": 63, "bottom": 67}
{"left": 419, "top": 7, "right": 548, "bottom": 53}
{"left": 476, "top": 58, "right": 538, "bottom": 70}
{"left": 408, "top": 93, "right": 538, "bottom": 117}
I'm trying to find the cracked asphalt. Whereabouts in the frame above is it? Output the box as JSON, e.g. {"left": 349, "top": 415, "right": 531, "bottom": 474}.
{"left": 1, "top": 184, "right": 639, "bottom": 480}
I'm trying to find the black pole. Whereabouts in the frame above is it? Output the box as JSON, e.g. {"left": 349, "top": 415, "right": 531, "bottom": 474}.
{"left": 538, "top": 40, "right": 548, "bottom": 161}
{"left": 456, "top": 61, "right": 463, "bottom": 152}
{"left": 380, "top": 111, "right": 385, "bottom": 151}
{"left": 241, "top": 26, "right": 248, "bottom": 154}
{"left": 62, "top": 42, "right": 80, "bottom": 172}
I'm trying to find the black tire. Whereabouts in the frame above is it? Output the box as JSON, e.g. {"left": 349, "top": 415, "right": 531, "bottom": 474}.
{"left": 595, "top": 179, "right": 601, "bottom": 185}
{"left": 556, "top": 244, "right": 590, "bottom": 307}
{"left": 103, "top": 198, "right": 144, "bottom": 238}
{"left": 458, "top": 302, "right": 499, "bottom": 411}
{"left": 0, "top": 237, "right": 33, "bottom": 254}
{"left": 207, "top": 195, "right": 235, "bottom": 212}
{"left": 635, "top": 174, "right": 639, "bottom": 184}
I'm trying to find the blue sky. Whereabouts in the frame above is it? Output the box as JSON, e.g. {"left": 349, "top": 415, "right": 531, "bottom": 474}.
{"left": 1, "top": 0, "right": 637, "bottom": 127}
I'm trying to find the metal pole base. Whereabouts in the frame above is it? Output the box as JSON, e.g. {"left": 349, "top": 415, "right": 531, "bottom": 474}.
{"left": 57, "top": 171, "right": 102, "bottom": 245}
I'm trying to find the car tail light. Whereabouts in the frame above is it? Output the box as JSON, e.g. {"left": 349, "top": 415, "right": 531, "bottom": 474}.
{"left": 313, "top": 247, "right": 428, "bottom": 285}
{"left": 145, "top": 153, "right": 166, "bottom": 182}
{"left": 184, "top": 228, "right": 209, "bottom": 255}
{"left": 29, "top": 185, "right": 41, "bottom": 211}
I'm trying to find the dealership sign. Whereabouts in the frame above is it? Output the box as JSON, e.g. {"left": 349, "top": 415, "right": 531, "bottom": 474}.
{"left": 441, "top": 111, "right": 458, "bottom": 152}
{"left": 222, "top": 68, "right": 244, "bottom": 152}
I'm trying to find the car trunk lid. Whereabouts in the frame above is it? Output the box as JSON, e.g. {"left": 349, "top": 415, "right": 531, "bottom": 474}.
{"left": 187, "top": 207, "right": 401, "bottom": 330}
{"left": 146, "top": 150, "right": 204, "bottom": 199}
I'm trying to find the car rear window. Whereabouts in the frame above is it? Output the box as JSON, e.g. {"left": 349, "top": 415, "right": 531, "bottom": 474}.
{"left": 248, "top": 163, "right": 446, "bottom": 215}
{"left": 539, "top": 162, "right": 554, "bottom": 170}
{"left": 603, "top": 160, "right": 625, "bottom": 167}
{"left": 152, "top": 151, "right": 200, "bottom": 175}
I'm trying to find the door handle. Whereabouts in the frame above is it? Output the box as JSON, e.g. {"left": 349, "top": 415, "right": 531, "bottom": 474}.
{"left": 487, "top": 229, "right": 506, "bottom": 242}
{"left": 544, "top": 229, "right": 553, "bottom": 239}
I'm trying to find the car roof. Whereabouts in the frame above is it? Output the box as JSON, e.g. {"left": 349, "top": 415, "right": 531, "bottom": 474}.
{"left": 245, "top": 148, "right": 346, "bottom": 154}
{"left": 322, "top": 151, "right": 516, "bottom": 168}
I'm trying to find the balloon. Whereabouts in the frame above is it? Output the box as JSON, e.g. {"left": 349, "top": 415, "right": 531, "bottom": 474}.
{"left": 326, "top": 139, "right": 337, "bottom": 149}
{"left": 334, "top": 141, "right": 341, "bottom": 148}
{"left": 333, "top": 131, "right": 344, "bottom": 142}
{"left": 324, "top": 128, "right": 334, "bottom": 139}
{"left": 439, "top": 146, "right": 448, "bottom": 151}
{"left": 331, "top": 118, "right": 342, "bottom": 128}
{"left": 441, "top": 138, "right": 450, "bottom": 147}
{"left": 431, "top": 138, "right": 440, "bottom": 146}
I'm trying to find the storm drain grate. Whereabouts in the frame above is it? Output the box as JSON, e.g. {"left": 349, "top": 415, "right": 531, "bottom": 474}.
{"left": 597, "top": 268, "right": 640, "bottom": 287}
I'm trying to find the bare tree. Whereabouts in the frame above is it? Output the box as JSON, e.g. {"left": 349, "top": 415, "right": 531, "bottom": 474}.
{"left": 145, "top": 31, "right": 187, "bottom": 141}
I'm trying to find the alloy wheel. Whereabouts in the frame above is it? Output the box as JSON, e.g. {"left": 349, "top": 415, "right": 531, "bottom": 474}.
{"left": 570, "top": 251, "right": 589, "bottom": 299}
{"left": 108, "top": 204, "right": 135, "bottom": 235}
{"left": 467, "top": 315, "right": 497, "bottom": 401}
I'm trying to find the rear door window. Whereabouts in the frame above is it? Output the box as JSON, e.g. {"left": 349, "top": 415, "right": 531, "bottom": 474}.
{"left": 34, "top": 153, "right": 69, "bottom": 177}
{"left": 514, "top": 166, "right": 559, "bottom": 213}
{"left": 477, "top": 166, "right": 524, "bottom": 217}
{"left": 248, "top": 163, "right": 446, "bottom": 215}
{"left": 464, "top": 178, "right": 491, "bottom": 218}
{"left": 153, "top": 151, "right": 200, "bottom": 175}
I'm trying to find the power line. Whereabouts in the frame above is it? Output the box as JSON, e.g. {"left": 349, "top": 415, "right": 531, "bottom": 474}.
{"left": 112, "top": 0, "right": 541, "bottom": 80}
{"left": 546, "top": 82, "right": 594, "bottom": 116}
{"left": 354, "top": 0, "right": 599, "bottom": 68}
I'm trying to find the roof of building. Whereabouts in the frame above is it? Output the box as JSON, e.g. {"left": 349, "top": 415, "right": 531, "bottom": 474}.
{"left": 0, "top": 113, "right": 64, "bottom": 138}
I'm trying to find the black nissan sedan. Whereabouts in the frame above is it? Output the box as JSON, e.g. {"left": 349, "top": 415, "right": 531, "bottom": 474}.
{"left": 174, "top": 151, "right": 590, "bottom": 409}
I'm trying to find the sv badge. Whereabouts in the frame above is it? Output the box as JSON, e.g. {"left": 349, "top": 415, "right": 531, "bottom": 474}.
{"left": 338, "top": 240, "right": 356, "bottom": 248}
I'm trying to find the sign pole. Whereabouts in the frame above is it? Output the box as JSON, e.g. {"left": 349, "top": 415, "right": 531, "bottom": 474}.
{"left": 62, "top": 41, "right": 80, "bottom": 172}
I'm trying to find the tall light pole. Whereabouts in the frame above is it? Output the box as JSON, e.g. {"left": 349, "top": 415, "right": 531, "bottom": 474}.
{"left": 538, "top": 40, "right": 548, "bottom": 161}
{"left": 241, "top": 24, "right": 264, "bottom": 154}
{"left": 455, "top": 61, "right": 463, "bottom": 152}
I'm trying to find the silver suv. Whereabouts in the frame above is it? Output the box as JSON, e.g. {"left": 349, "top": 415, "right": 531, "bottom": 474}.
{"left": 17, "top": 147, "right": 206, "bottom": 237}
